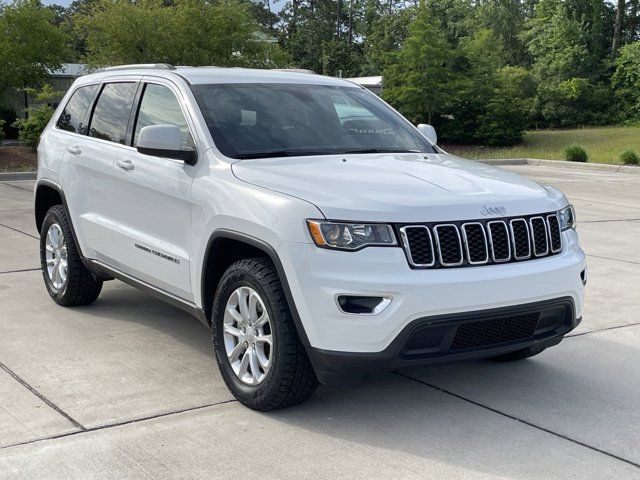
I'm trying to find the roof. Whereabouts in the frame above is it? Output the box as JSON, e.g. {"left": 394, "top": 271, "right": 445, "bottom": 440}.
{"left": 76, "top": 65, "right": 359, "bottom": 87}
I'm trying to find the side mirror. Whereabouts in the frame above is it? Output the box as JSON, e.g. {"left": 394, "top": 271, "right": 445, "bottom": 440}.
{"left": 137, "top": 124, "right": 196, "bottom": 165}
{"left": 417, "top": 124, "right": 437, "bottom": 145}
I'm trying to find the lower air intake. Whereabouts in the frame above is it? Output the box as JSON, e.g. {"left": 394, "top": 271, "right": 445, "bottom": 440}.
{"left": 451, "top": 312, "right": 541, "bottom": 350}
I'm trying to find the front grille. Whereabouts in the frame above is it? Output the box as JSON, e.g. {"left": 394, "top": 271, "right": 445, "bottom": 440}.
{"left": 451, "top": 312, "right": 541, "bottom": 350}
{"left": 398, "top": 212, "right": 562, "bottom": 269}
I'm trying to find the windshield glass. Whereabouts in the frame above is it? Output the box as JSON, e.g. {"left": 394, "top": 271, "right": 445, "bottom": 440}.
{"left": 191, "top": 83, "right": 437, "bottom": 159}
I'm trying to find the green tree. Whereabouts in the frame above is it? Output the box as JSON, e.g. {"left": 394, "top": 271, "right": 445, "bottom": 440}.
{"left": 383, "top": 1, "right": 457, "bottom": 124}
{"left": 362, "top": 7, "right": 415, "bottom": 75}
{"left": 522, "top": 0, "right": 590, "bottom": 81}
{"left": 612, "top": 41, "right": 640, "bottom": 119}
{"left": 0, "top": 0, "right": 67, "bottom": 91}
{"left": 75, "top": 0, "right": 288, "bottom": 67}
{"left": 12, "top": 84, "right": 63, "bottom": 148}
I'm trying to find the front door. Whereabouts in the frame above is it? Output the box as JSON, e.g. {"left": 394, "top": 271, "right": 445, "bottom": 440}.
{"left": 109, "top": 80, "right": 196, "bottom": 301}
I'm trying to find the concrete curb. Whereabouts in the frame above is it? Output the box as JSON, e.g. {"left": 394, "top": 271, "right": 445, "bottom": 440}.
{"left": 480, "top": 158, "right": 640, "bottom": 175}
{"left": 0, "top": 172, "right": 37, "bottom": 181}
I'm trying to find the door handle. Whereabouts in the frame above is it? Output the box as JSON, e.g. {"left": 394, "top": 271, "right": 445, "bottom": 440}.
{"left": 116, "top": 159, "right": 135, "bottom": 171}
{"left": 67, "top": 145, "right": 81, "bottom": 155}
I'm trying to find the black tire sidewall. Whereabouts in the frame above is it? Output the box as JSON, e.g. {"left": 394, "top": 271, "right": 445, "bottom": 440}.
{"left": 212, "top": 266, "right": 287, "bottom": 405}
{"left": 40, "top": 207, "right": 72, "bottom": 302}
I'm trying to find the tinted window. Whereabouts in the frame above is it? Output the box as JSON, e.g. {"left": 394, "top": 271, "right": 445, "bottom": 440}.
{"left": 89, "top": 83, "right": 138, "bottom": 144}
{"left": 56, "top": 84, "right": 98, "bottom": 134}
{"left": 191, "top": 83, "right": 436, "bottom": 159}
{"left": 133, "top": 84, "right": 192, "bottom": 148}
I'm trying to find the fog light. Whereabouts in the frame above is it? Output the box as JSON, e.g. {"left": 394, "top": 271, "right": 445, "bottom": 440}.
{"left": 336, "top": 295, "right": 392, "bottom": 315}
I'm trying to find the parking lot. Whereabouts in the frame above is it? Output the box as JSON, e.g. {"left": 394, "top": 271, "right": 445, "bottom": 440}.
{"left": 0, "top": 165, "right": 639, "bottom": 479}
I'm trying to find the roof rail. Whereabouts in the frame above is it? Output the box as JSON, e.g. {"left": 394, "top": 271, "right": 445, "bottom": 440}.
{"left": 270, "top": 68, "right": 316, "bottom": 74}
{"left": 100, "top": 63, "right": 176, "bottom": 72}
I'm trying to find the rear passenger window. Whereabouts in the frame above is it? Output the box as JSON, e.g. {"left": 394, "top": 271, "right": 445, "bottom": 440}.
{"left": 89, "top": 83, "right": 138, "bottom": 144}
{"left": 56, "top": 84, "right": 98, "bottom": 134}
{"left": 133, "top": 84, "right": 192, "bottom": 148}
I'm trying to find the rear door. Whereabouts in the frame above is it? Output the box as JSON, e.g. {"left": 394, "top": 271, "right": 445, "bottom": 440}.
{"left": 59, "top": 79, "right": 141, "bottom": 262}
{"left": 109, "top": 78, "right": 196, "bottom": 301}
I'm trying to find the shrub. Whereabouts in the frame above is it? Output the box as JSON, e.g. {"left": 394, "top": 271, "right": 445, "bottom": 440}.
{"left": 0, "top": 106, "right": 18, "bottom": 139}
{"left": 564, "top": 144, "right": 588, "bottom": 162}
{"left": 12, "top": 85, "right": 61, "bottom": 149}
{"left": 620, "top": 149, "right": 639, "bottom": 165}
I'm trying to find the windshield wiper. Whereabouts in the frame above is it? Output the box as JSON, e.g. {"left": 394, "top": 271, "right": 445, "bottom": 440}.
{"left": 235, "top": 147, "right": 423, "bottom": 159}
{"left": 339, "top": 148, "right": 422, "bottom": 154}
{"left": 235, "top": 149, "right": 332, "bottom": 159}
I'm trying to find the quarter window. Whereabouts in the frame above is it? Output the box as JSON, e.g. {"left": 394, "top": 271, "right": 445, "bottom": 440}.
{"left": 56, "top": 84, "right": 99, "bottom": 134}
{"left": 133, "top": 84, "right": 192, "bottom": 148}
{"left": 89, "top": 83, "right": 138, "bottom": 144}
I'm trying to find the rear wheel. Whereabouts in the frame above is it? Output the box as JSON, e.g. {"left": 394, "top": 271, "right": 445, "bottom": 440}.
{"left": 212, "top": 258, "right": 317, "bottom": 411}
{"left": 40, "top": 205, "right": 102, "bottom": 306}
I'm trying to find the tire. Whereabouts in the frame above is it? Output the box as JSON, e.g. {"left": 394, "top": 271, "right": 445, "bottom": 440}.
{"left": 212, "top": 258, "right": 317, "bottom": 411}
{"left": 490, "top": 345, "right": 547, "bottom": 362}
{"left": 40, "top": 205, "right": 102, "bottom": 306}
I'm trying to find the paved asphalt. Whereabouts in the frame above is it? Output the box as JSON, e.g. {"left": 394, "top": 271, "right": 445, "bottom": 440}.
{"left": 0, "top": 165, "right": 639, "bottom": 479}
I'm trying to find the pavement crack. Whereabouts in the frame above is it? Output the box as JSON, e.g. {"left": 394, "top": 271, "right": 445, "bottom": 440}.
{"left": 0, "top": 223, "right": 38, "bottom": 240}
{"left": 0, "top": 182, "right": 32, "bottom": 193}
{"left": 0, "top": 267, "right": 41, "bottom": 275}
{"left": 587, "top": 253, "right": 640, "bottom": 265}
{"left": 0, "top": 399, "right": 237, "bottom": 451}
{"left": 581, "top": 218, "right": 640, "bottom": 223}
{"left": 0, "top": 360, "right": 86, "bottom": 432}
{"left": 566, "top": 321, "right": 640, "bottom": 338}
{"left": 395, "top": 371, "right": 640, "bottom": 470}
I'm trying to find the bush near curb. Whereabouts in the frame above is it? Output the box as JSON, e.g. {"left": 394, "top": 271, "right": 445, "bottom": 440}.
{"left": 564, "top": 144, "right": 588, "bottom": 162}
{"left": 620, "top": 149, "right": 639, "bottom": 165}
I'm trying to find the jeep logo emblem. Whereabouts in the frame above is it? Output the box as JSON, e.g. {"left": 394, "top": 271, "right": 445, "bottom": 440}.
{"left": 480, "top": 205, "right": 507, "bottom": 216}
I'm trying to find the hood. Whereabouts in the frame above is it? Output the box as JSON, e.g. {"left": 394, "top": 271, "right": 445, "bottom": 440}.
{"left": 231, "top": 153, "right": 566, "bottom": 223}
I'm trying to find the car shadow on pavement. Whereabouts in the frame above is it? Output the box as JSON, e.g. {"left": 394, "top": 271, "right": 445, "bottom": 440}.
{"left": 262, "top": 334, "right": 640, "bottom": 478}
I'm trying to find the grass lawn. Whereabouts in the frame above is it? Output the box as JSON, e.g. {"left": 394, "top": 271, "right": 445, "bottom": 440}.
{"left": 441, "top": 126, "right": 640, "bottom": 165}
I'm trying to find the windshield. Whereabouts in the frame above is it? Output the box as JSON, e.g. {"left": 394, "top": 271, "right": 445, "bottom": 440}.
{"left": 191, "top": 83, "right": 437, "bottom": 159}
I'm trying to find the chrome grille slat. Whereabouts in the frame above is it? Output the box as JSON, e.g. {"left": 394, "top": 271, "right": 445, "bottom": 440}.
{"left": 509, "top": 219, "right": 531, "bottom": 260}
{"left": 399, "top": 226, "right": 435, "bottom": 267}
{"left": 487, "top": 220, "right": 511, "bottom": 263}
{"left": 433, "top": 224, "right": 463, "bottom": 267}
{"left": 462, "top": 222, "right": 489, "bottom": 265}
{"left": 398, "top": 212, "right": 563, "bottom": 269}
{"left": 546, "top": 214, "right": 562, "bottom": 253}
{"left": 530, "top": 216, "right": 549, "bottom": 257}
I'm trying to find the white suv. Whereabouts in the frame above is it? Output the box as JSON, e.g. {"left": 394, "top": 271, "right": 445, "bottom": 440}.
{"left": 35, "top": 64, "right": 586, "bottom": 410}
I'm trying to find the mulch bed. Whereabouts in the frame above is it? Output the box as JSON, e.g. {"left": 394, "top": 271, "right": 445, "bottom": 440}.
{"left": 0, "top": 145, "right": 37, "bottom": 172}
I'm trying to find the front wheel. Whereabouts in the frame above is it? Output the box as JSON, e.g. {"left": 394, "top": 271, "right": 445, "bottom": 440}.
{"left": 211, "top": 258, "right": 317, "bottom": 411}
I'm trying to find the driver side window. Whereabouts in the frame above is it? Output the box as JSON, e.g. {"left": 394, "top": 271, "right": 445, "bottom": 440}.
{"left": 133, "top": 84, "right": 193, "bottom": 149}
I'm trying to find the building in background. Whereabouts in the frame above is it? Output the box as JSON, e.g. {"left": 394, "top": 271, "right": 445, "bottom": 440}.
{"left": 345, "top": 76, "right": 382, "bottom": 95}
{"left": 1, "top": 63, "right": 89, "bottom": 120}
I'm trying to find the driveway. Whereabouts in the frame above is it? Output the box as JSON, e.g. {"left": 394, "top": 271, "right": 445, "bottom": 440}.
{"left": 0, "top": 166, "right": 639, "bottom": 479}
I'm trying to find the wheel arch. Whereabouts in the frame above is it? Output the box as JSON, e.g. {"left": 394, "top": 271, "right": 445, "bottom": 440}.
{"left": 35, "top": 180, "right": 65, "bottom": 234}
{"left": 201, "top": 229, "right": 311, "bottom": 347}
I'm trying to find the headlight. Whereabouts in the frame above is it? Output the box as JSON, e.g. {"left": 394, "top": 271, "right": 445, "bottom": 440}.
{"left": 306, "top": 220, "right": 397, "bottom": 250}
{"left": 558, "top": 205, "right": 576, "bottom": 231}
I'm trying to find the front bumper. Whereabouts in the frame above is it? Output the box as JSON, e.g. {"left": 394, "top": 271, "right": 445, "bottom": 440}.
{"left": 307, "top": 297, "right": 579, "bottom": 384}
{"left": 279, "top": 229, "right": 586, "bottom": 356}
